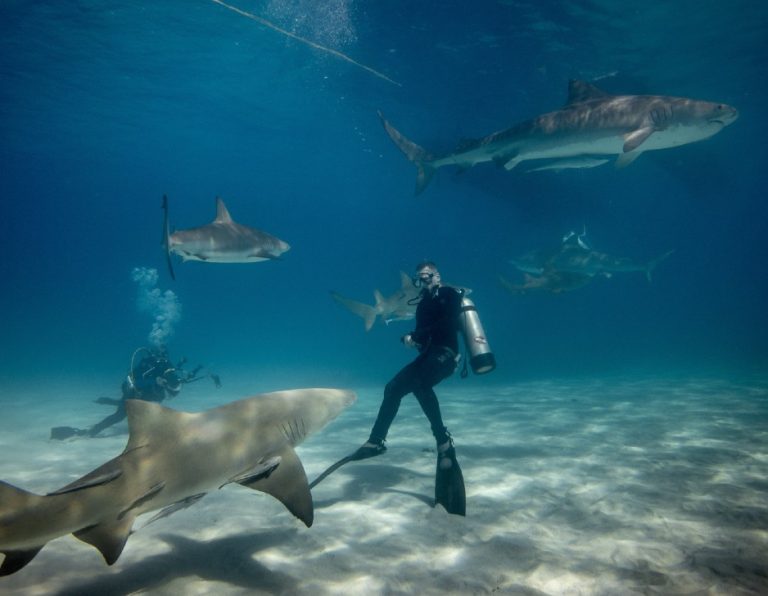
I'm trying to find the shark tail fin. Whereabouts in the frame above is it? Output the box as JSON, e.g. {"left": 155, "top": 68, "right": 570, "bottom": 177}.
{"left": 498, "top": 275, "right": 522, "bottom": 295}
{"left": 646, "top": 249, "right": 675, "bottom": 282}
{"left": 0, "top": 481, "right": 47, "bottom": 576}
{"left": 378, "top": 110, "right": 436, "bottom": 195}
{"left": 331, "top": 291, "right": 377, "bottom": 331}
{"left": 162, "top": 194, "right": 176, "bottom": 281}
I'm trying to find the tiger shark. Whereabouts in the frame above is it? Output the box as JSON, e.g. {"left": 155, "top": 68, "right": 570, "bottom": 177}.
{"left": 0, "top": 387, "right": 356, "bottom": 576}
{"left": 379, "top": 79, "right": 738, "bottom": 194}
{"left": 163, "top": 195, "right": 290, "bottom": 279}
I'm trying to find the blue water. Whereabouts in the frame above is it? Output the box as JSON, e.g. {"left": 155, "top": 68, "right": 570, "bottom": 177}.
{"left": 1, "top": 0, "right": 766, "bottom": 389}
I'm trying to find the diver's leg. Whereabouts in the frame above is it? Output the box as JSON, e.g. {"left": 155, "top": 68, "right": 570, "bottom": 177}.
{"left": 412, "top": 350, "right": 457, "bottom": 444}
{"left": 86, "top": 402, "right": 127, "bottom": 437}
{"left": 310, "top": 363, "right": 420, "bottom": 486}
{"left": 367, "top": 359, "right": 419, "bottom": 445}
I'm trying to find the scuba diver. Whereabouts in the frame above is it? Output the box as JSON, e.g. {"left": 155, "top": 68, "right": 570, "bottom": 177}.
{"left": 50, "top": 347, "right": 221, "bottom": 440}
{"left": 312, "top": 261, "right": 494, "bottom": 515}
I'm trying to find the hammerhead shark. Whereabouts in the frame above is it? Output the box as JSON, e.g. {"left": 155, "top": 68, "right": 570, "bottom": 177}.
{"left": 162, "top": 195, "right": 290, "bottom": 279}
{"left": 0, "top": 387, "right": 356, "bottom": 576}
{"left": 379, "top": 79, "right": 738, "bottom": 194}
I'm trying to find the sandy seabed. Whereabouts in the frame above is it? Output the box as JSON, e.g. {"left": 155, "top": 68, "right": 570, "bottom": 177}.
{"left": 1, "top": 375, "right": 766, "bottom": 595}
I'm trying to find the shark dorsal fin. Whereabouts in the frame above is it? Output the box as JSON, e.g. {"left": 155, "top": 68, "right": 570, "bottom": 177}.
{"left": 124, "top": 399, "right": 196, "bottom": 451}
{"left": 214, "top": 197, "right": 234, "bottom": 224}
{"left": 399, "top": 271, "right": 414, "bottom": 290}
{"left": 566, "top": 80, "right": 610, "bottom": 105}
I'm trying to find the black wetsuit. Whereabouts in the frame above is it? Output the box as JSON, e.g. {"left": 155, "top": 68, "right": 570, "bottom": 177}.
{"left": 368, "top": 285, "right": 463, "bottom": 446}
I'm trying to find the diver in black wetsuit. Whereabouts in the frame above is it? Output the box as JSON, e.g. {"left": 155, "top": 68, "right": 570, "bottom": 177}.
{"left": 311, "top": 261, "right": 467, "bottom": 514}
{"left": 50, "top": 347, "right": 220, "bottom": 440}
{"left": 357, "top": 261, "right": 462, "bottom": 458}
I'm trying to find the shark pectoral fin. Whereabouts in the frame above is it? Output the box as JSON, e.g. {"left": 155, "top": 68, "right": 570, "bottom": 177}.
{"left": 615, "top": 151, "right": 642, "bottom": 168}
{"left": 244, "top": 445, "right": 313, "bottom": 527}
{"left": 74, "top": 515, "right": 135, "bottom": 565}
{"left": 622, "top": 126, "right": 654, "bottom": 152}
{"left": 498, "top": 153, "right": 521, "bottom": 171}
{"left": 0, "top": 547, "right": 44, "bottom": 576}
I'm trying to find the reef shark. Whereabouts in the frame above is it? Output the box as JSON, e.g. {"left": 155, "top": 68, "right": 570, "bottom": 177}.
{"left": 512, "top": 231, "right": 674, "bottom": 282}
{"left": 0, "top": 387, "right": 356, "bottom": 576}
{"left": 379, "top": 79, "right": 738, "bottom": 194}
{"left": 331, "top": 271, "right": 420, "bottom": 331}
{"left": 331, "top": 272, "right": 472, "bottom": 331}
{"left": 163, "top": 195, "right": 290, "bottom": 279}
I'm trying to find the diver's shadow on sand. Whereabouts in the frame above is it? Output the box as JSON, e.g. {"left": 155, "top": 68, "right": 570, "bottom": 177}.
{"left": 313, "top": 463, "right": 433, "bottom": 509}
{"left": 53, "top": 529, "right": 298, "bottom": 596}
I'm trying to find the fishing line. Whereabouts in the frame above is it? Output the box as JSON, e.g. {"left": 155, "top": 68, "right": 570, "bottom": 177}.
{"left": 210, "top": 0, "right": 401, "bottom": 87}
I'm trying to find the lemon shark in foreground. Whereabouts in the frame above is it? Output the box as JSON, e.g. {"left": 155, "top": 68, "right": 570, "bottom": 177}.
{"left": 0, "top": 387, "right": 356, "bottom": 576}
{"left": 379, "top": 79, "right": 738, "bottom": 194}
{"left": 163, "top": 195, "right": 290, "bottom": 279}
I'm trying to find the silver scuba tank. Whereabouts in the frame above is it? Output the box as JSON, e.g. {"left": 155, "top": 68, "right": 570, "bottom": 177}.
{"left": 458, "top": 295, "right": 496, "bottom": 374}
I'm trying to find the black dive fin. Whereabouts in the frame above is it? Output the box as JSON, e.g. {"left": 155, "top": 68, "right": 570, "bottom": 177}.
{"left": 309, "top": 444, "right": 386, "bottom": 489}
{"left": 435, "top": 451, "right": 466, "bottom": 516}
{"left": 50, "top": 426, "right": 84, "bottom": 441}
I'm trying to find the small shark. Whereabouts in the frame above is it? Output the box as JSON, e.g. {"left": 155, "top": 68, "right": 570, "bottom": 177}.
{"left": 379, "top": 80, "right": 738, "bottom": 194}
{"left": 512, "top": 231, "right": 674, "bottom": 282}
{"left": 331, "top": 272, "right": 472, "bottom": 331}
{"left": 163, "top": 195, "right": 290, "bottom": 279}
{"left": 331, "top": 271, "right": 421, "bottom": 331}
{"left": 0, "top": 387, "right": 355, "bottom": 576}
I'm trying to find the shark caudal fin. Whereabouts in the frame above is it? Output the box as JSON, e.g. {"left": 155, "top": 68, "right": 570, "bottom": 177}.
{"left": 162, "top": 194, "right": 176, "bottom": 280}
{"left": 646, "top": 249, "right": 675, "bottom": 282}
{"left": 0, "top": 482, "right": 45, "bottom": 576}
{"left": 378, "top": 111, "right": 436, "bottom": 195}
{"left": 331, "top": 291, "right": 377, "bottom": 331}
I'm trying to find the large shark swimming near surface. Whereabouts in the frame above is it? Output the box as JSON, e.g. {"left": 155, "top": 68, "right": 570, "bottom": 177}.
{"left": 0, "top": 387, "right": 356, "bottom": 576}
{"left": 163, "top": 195, "right": 290, "bottom": 279}
{"left": 379, "top": 80, "right": 738, "bottom": 194}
